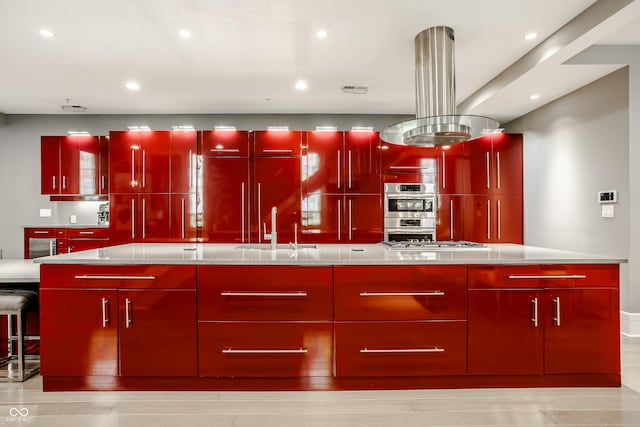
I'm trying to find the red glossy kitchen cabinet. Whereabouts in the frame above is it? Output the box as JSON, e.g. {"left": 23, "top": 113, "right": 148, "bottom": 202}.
{"left": 98, "top": 136, "right": 109, "bottom": 194}
{"left": 302, "top": 193, "right": 343, "bottom": 242}
{"left": 436, "top": 143, "right": 464, "bottom": 195}
{"left": 345, "top": 194, "right": 382, "bottom": 242}
{"left": 202, "top": 129, "right": 250, "bottom": 156}
{"left": 170, "top": 130, "right": 197, "bottom": 194}
{"left": 436, "top": 194, "right": 464, "bottom": 241}
{"left": 170, "top": 193, "right": 198, "bottom": 241}
{"left": 253, "top": 130, "right": 301, "bottom": 156}
{"left": 463, "top": 195, "right": 522, "bottom": 243}
{"left": 202, "top": 157, "right": 250, "bottom": 242}
{"left": 119, "top": 289, "right": 197, "bottom": 376}
{"left": 109, "top": 193, "right": 170, "bottom": 243}
{"left": 381, "top": 142, "right": 437, "bottom": 174}
{"left": 304, "top": 131, "right": 343, "bottom": 194}
{"left": 67, "top": 227, "right": 110, "bottom": 252}
{"left": 464, "top": 133, "right": 522, "bottom": 196}
{"left": 344, "top": 131, "right": 381, "bottom": 194}
{"left": 253, "top": 157, "right": 301, "bottom": 244}
{"left": 40, "top": 289, "right": 118, "bottom": 376}
{"left": 109, "top": 130, "right": 170, "bottom": 193}
{"left": 468, "top": 289, "right": 544, "bottom": 375}
{"left": 41, "top": 135, "right": 100, "bottom": 195}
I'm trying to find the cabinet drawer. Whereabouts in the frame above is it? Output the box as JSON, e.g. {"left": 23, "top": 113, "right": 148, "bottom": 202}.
{"left": 67, "top": 228, "right": 109, "bottom": 239}
{"left": 198, "top": 322, "right": 332, "bottom": 377}
{"left": 334, "top": 265, "right": 467, "bottom": 320}
{"left": 201, "top": 130, "right": 250, "bottom": 157}
{"left": 27, "top": 227, "right": 62, "bottom": 238}
{"left": 469, "top": 264, "right": 619, "bottom": 289}
{"left": 40, "top": 265, "right": 196, "bottom": 289}
{"left": 197, "top": 266, "right": 332, "bottom": 321}
{"left": 334, "top": 321, "right": 467, "bottom": 377}
{"left": 253, "top": 130, "right": 301, "bottom": 157}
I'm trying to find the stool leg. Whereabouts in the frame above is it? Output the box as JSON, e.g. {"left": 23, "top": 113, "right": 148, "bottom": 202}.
{"left": 16, "top": 312, "right": 24, "bottom": 382}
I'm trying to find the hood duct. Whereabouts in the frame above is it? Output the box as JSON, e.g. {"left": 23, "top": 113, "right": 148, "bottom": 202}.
{"left": 381, "top": 26, "right": 500, "bottom": 147}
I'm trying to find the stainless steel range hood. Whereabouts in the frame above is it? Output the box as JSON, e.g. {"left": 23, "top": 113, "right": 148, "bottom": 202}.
{"left": 381, "top": 26, "right": 500, "bottom": 147}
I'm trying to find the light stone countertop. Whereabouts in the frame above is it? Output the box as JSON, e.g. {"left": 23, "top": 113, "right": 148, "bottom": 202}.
{"left": 0, "top": 259, "right": 40, "bottom": 283}
{"left": 32, "top": 243, "right": 626, "bottom": 266}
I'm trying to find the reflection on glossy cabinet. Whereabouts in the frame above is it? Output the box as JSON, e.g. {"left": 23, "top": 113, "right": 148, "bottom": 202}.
{"left": 436, "top": 143, "right": 464, "bottom": 195}
{"left": 302, "top": 193, "right": 343, "bottom": 242}
{"left": 436, "top": 194, "right": 464, "bottom": 241}
{"left": 109, "top": 193, "right": 170, "bottom": 243}
{"left": 463, "top": 195, "right": 522, "bottom": 244}
{"left": 464, "top": 134, "right": 522, "bottom": 196}
{"left": 40, "top": 289, "right": 118, "bottom": 376}
{"left": 41, "top": 136, "right": 60, "bottom": 194}
{"left": 170, "top": 130, "right": 197, "bottom": 194}
{"left": 345, "top": 194, "right": 382, "bottom": 242}
{"left": 41, "top": 135, "right": 101, "bottom": 195}
{"left": 170, "top": 194, "right": 198, "bottom": 241}
{"left": 99, "top": 136, "right": 109, "bottom": 194}
{"left": 344, "top": 131, "right": 381, "bottom": 194}
{"left": 304, "top": 131, "right": 343, "bottom": 194}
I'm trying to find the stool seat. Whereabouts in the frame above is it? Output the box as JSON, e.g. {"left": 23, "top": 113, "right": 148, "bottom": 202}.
{"left": 0, "top": 290, "right": 38, "bottom": 312}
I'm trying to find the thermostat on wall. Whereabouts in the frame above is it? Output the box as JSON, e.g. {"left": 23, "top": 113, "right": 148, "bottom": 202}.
{"left": 598, "top": 190, "right": 617, "bottom": 204}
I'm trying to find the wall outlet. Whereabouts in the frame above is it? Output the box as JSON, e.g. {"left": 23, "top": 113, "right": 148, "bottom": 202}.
{"left": 39, "top": 208, "right": 52, "bottom": 217}
{"left": 602, "top": 204, "right": 615, "bottom": 218}
{"left": 69, "top": 214, "right": 77, "bottom": 224}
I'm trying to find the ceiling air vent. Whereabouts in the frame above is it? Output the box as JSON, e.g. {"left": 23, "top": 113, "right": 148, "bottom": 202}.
{"left": 341, "top": 85, "right": 368, "bottom": 94}
{"left": 60, "top": 105, "right": 87, "bottom": 113}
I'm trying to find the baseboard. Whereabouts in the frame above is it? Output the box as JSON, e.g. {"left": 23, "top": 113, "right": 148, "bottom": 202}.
{"left": 621, "top": 311, "right": 640, "bottom": 337}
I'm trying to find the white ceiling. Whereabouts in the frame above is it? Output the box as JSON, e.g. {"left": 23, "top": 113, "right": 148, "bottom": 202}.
{"left": 1, "top": 0, "right": 639, "bottom": 124}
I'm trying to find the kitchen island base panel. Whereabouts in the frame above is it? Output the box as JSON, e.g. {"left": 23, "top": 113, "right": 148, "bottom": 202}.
{"left": 42, "top": 374, "right": 621, "bottom": 392}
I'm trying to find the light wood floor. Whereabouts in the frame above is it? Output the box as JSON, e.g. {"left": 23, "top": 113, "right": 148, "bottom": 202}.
{"left": 1, "top": 336, "right": 638, "bottom": 426}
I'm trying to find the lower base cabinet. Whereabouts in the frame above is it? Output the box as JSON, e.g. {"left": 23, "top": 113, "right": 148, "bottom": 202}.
{"left": 198, "top": 322, "right": 332, "bottom": 377}
{"left": 334, "top": 321, "right": 467, "bottom": 377}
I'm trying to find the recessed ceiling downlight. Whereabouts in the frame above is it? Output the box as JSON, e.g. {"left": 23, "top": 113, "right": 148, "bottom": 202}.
{"left": 530, "top": 94, "right": 541, "bottom": 100}
{"left": 295, "top": 80, "right": 308, "bottom": 91}
{"left": 316, "top": 29, "right": 328, "bottom": 39}
{"left": 524, "top": 32, "right": 538, "bottom": 41}
{"left": 179, "top": 30, "right": 191, "bottom": 39}
{"left": 39, "top": 29, "right": 54, "bottom": 38}
{"left": 126, "top": 81, "right": 140, "bottom": 91}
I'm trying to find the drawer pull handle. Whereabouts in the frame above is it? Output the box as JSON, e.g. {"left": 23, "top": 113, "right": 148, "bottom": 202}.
{"left": 222, "top": 348, "right": 307, "bottom": 354}
{"left": 507, "top": 275, "right": 586, "bottom": 280}
{"left": 33, "top": 231, "right": 50, "bottom": 235}
{"left": 210, "top": 148, "right": 240, "bottom": 153}
{"left": 220, "top": 291, "right": 308, "bottom": 297}
{"left": 360, "top": 347, "right": 444, "bottom": 354}
{"left": 263, "top": 149, "right": 293, "bottom": 154}
{"left": 359, "top": 291, "right": 444, "bottom": 297}
{"left": 74, "top": 275, "right": 156, "bottom": 280}
{"left": 78, "top": 231, "right": 95, "bottom": 235}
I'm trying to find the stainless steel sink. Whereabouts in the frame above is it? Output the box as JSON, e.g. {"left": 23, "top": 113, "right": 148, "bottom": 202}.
{"left": 235, "top": 243, "right": 318, "bottom": 250}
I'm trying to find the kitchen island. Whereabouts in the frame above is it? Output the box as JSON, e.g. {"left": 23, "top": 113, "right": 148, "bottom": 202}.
{"left": 35, "top": 243, "right": 624, "bottom": 391}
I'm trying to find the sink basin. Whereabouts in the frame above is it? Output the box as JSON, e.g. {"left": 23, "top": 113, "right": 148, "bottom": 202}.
{"left": 235, "top": 243, "right": 318, "bottom": 250}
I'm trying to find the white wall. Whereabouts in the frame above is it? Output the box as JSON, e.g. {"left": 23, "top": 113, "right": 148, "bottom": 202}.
{"left": 506, "top": 67, "right": 632, "bottom": 311}
{"left": 0, "top": 113, "right": 410, "bottom": 259}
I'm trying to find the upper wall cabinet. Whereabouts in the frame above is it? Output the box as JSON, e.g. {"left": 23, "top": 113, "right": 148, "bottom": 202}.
{"left": 253, "top": 130, "right": 302, "bottom": 157}
{"left": 41, "top": 135, "right": 102, "bottom": 195}
{"left": 463, "top": 134, "right": 523, "bottom": 196}
{"left": 344, "top": 131, "right": 381, "bottom": 194}
{"left": 381, "top": 142, "right": 437, "bottom": 184}
{"left": 109, "top": 131, "right": 171, "bottom": 194}
{"left": 170, "top": 130, "right": 198, "bottom": 194}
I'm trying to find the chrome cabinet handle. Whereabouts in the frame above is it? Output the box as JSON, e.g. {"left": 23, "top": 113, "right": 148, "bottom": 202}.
{"left": 389, "top": 166, "right": 423, "bottom": 170}
{"left": 220, "top": 291, "right": 308, "bottom": 297}
{"left": 131, "top": 198, "right": 135, "bottom": 239}
{"left": 222, "top": 348, "right": 307, "bottom": 354}
{"left": 188, "top": 149, "right": 193, "bottom": 188}
{"left": 101, "top": 297, "right": 109, "bottom": 328}
{"left": 553, "top": 297, "right": 561, "bottom": 326}
{"left": 485, "top": 151, "right": 490, "bottom": 189}
{"left": 33, "top": 231, "right": 49, "bottom": 235}
{"left": 360, "top": 291, "right": 444, "bottom": 297}
{"left": 52, "top": 175, "right": 56, "bottom": 190}
{"left": 101, "top": 175, "right": 106, "bottom": 191}
{"left": 441, "top": 151, "right": 446, "bottom": 189}
{"left": 125, "top": 298, "right": 132, "bottom": 328}
{"left": 496, "top": 151, "right": 501, "bottom": 189}
{"left": 257, "top": 182, "right": 262, "bottom": 243}
{"left": 360, "top": 347, "right": 444, "bottom": 354}
{"left": 79, "top": 231, "right": 94, "bottom": 235}
{"left": 487, "top": 199, "right": 491, "bottom": 240}
{"left": 337, "top": 199, "right": 341, "bottom": 240}
{"left": 210, "top": 148, "right": 240, "bottom": 153}
{"left": 497, "top": 199, "right": 501, "bottom": 240}
{"left": 142, "top": 198, "right": 146, "bottom": 239}
{"left": 142, "top": 149, "right": 146, "bottom": 188}
{"left": 337, "top": 150, "right": 341, "bottom": 189}
{"left": 131, "top": 149, "right": 135, "bottom": 186}
{"left": 62, "top": 175, "right": 67, "bottom": 190}
{"left": 241, "top": 182, "right": 246, "bottom": 242}
{"left": 508, "top": 275, "right": 587, "bottom": 280}
{"left": 75, "top": 275, "right": 156, "bottom": 280}
{"left": 531, "top": 297, "right": 539, "bottom": 327}
{"left": 181, "top": 198, "right": 186, "bottom": 239}
{"left": 348, "top": 199, "right": 352, "bottom": 240}
{"left": 263, "top": 149, "right": 293, "bottom": 154}
{"left": 450, "top": 199, "right": 454, "bottom": 239}
{"left": 49, "top": 240, "right": 54, "bottom": 256}
{"left": 348, "top": 150, "right": 352, "bottom": 188}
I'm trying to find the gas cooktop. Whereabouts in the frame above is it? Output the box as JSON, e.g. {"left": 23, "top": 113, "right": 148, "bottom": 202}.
{"left": 380, "top": 240, "right": 489, "bottom": 251}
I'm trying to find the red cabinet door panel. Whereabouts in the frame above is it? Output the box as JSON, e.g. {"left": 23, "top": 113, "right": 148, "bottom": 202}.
{"left": 436, "top": 194, "right": 464, "bottom": 241}
{"left": 463, "top": 135, "right": 493, "bottom": 195}
{"left": 67, "top": 227, "right": 109, "bottom": 239}
{"left": 108, "top": 193, "right": 137, "bottom": 243}
{"left": 40, "top": 264, "right": 196, "bottom": 290}
{"left": 41, "top": 136, "right": 60, "bottom": 194}
{"left": 544, "top": 288, "right": 620, "bottom": 374}
{"left": 139, "top": 131, "right": 171, "bottom": 193}
{"left": 171, "top": 193, "right": 199, "bottom": 241}
{"left": 67, "top": 238, "right": 110, "bottom": 252}
{"left": 468, "top": 289, "right": 543, "bottom": 375}
{"left": 40, "top": 289, "right": 118, "bottom": 376}
{"left": 334, "top": 265, "right": 467, "bottom": 320}
{"left": 462, "top": 195, "right": 491, "bottom": 243}
{"left": 197, "top": 266, "right": 332, "bottom": 321}
{"left": 302, "top": 193, "right": 343, "bottom": 242}
{"left": 344, "top": 131, "right": 381, "bottom": 194}
{"left": 381, "top": 142, "right": 436, "bottom": 173}
{"left": 170, "top": 130, "right": 197, "bottom": 193}
{"left": 63, "top": 135, "right": 100, "bottom": 195}
{"left": 99, "top": 136, "right": 109, "bottom": 194}
{"left": 491, "top": 133, "right": 523, "bottom": 196}
{"left": 494, "top": 196, "right": 522, "bottom": 243}
{"left": 119, "top": 289, "right": 197, "bottom": 377}
{"left": 198, "top": 321, "right": 332, "bottom": 377}
{"left": 304, "top": 131, "right": 343, "bottom": 194}
{"left": 202, "top": 130, "right": 250, "bottom": 157}
{"left": 469, "top": 265, "right": 620, "bottom": 289}
{"left": 436, "top": 143, "right": 464, "bottom": 195}
{"left": 109, "top": 131, "right": 141, "bottom": 193}
{"left": 334, "top": 321, "right": 467, "bottom": 377}
{"left": 253, "top": 130, "right": 301, "bottom": 157}
{"left": 139, "top": 193, "right": 170, "bottom": 241}
{"left": 346, "top": 194, "right": 382, "bottom": 242}
{"left": 202, "top": 157, "right": 249, "bottom": 242}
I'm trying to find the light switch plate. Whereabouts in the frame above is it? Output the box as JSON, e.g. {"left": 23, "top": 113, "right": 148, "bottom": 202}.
{"left": 69, "top": 214, "right": 77, "bottom": 224}
{"left": 39, "top": 208, "right": 52, "bottom": 217}
{"left": 602, "top": 204, "right": 615, "bottom": 218}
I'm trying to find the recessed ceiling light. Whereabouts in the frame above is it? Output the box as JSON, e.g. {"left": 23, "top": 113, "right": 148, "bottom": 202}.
{"left": 351, "top": 126, "right": 374, "bottom": 132}
{"left": 266, "top": 126, "right": 289, "bottom": 132}
{"left": 67, "top": 131, "right": 91, "bottom": 137}
{"left": 214, "top": 125, "right": 237, "bottom": 131}
{"left": 315, "top": 126, "right": 337, "bottom": 132}
{"left": 295, "top": 80, "right": 308, "bottom": 91}
{"left": 524, "top": 32, "right": 538, "bottom": 41}
{"left": 39, "top": 29, "right": 54, "bottom": 38}
{"left": 179, "top": 30, "right": 191, "bottom": 39}
{"left": 530, "top": 94, "right": 541, "bottom": 100}
{"left": 316, "top": 29, "right": 328, "bottom": 39}
{"left": 126, "top": 81, "right": 140, "bottom": 91}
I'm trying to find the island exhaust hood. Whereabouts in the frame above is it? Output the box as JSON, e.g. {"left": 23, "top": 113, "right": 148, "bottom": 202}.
{"left": 381, "top": 26, "right": 500, "bottom": 147}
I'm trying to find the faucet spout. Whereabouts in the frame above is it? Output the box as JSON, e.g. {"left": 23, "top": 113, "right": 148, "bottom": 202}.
{"left": 270, "top": 206, "right": 277, "bottom": 250}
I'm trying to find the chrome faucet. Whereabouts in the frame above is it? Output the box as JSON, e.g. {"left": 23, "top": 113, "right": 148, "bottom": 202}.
{"left": 263, "top": 206, "right": 278, "bottom": 250}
